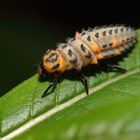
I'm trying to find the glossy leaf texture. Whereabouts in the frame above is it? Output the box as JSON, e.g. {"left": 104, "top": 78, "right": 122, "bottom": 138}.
{"left": 14, "top": 71, "right": 140, "bottom": 140}
{"left": 0, "top": 30, "right": 140, "bottom": 139}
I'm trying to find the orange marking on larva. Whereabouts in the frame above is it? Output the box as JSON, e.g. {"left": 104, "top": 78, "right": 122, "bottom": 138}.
{"left": 43, "top": 50, "right": 57, "bottom": 73}
{"left": 96, "top": 53, "right": 103, "bottom": 60}
{"left": 91, "top": 57, "right": 98, "bottom": 64}
{"left": 43, "top": 50, "right": 67, "bottom": 73}
{"left": 112, "top": 39, "right": 121, "bottom": 48}
{"left": 90, "top": 41, "right": 100, "bottom": 53}
{"left": 57, "top": 55, "right": 67, "bottom": 73}
{"left": 44, "top": 62, "right": 54, "bottom": 73}
{"left": 114, "top": 49, "right": 121, "bottom": 55}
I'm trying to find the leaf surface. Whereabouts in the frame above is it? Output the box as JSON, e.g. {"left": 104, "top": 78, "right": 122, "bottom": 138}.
{"left": 14, "top": 71, "right": 140, "bottom": 140}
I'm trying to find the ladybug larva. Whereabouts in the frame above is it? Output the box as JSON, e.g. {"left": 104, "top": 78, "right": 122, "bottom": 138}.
{"left": 37, "top": 25, "right": 137, "bottom": 98}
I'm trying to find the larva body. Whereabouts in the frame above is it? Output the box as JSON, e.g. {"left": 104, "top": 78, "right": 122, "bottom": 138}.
{"left": 37, "top": 25, "right": 137, "bottom": 97}
{"left": 41, "top": 25, "right": 136, "bottom": 74}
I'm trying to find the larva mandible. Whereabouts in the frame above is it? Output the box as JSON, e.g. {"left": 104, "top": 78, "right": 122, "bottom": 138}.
{"left": 37, "top": 25, "right": 137, "bottom": 98}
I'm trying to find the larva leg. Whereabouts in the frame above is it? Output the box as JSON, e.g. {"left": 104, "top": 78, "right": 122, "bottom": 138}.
{"left": 79, "top": 72, "right": 89, "bottom": 95}
{"left": 107, "top": 64, "right": 127, "bottom": 73}
{"left": 41, "top": 74, "right": 60, "bottom": 98}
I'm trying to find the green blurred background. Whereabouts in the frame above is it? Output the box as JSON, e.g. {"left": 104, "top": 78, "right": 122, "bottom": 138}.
{"left": 0, "top": 0, "right": 139, "bottom": 97}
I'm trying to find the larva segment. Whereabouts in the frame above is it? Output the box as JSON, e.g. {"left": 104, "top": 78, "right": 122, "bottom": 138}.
{"left": 89, "top": 26, "right": 135, "bottom": 53}
{"left": 76, "top": 30, "right": 101, "bottom": 53}
{"left": 57, "top": 43, "right": 83, "bottom": 70}
{"left": 68, "top": 38, "right": 97, "bottom": 66}
{"left": 88, "top": 29, "right": 117, "bottom": 53}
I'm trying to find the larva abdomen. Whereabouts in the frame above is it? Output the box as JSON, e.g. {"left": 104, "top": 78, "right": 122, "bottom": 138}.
{"left": 60, "top": 25, "right": 136, "bottom": 70}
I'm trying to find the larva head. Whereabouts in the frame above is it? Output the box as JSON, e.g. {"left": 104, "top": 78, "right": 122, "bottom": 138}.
{"left": 42, "top": 49, "right": 66, "bottom": 73}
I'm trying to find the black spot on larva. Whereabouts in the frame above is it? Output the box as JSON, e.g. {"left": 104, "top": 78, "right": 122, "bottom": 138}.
{"left": 102, "top": 44, "right": 107, "bottom": 48}
{"left": 108, "top": 30, "right": 112, "bottom": 35}
{"left": 68, "top": 49, "right": 72, "bottom": 57}
{"left": 85, "top": 51, "right": 92, "bottom": 58}
{"left": 114, "top": 28, "right": 118, "bottom": 34}
{"left": 68, "top": 49, "right": 77, "bottom": 64}
{"left": 120, "top": 28, "right": 124, "bottom": 32}
{"left": 48, "top": 53, "right": 57, "bottom": 59}
{"left": 51, "top": 58, "right": 57, "bottom": 63}
{"left": 52, "top": 63, "right": 60, "bottom": 69}
{"left": 122, "top": 40, "right": 125, "bottom": 43}
{"left": 69, "top": 55, "right": 77, "bottom": 63}
{"left": 62, "top": 44, "right": 67, "bottom": 49}
{"left": 80, "top": 44, "right": 86, "bottom": 52}
{"left": 48, "top": 53, "right": 58, "bottom": 63}
{"left": 95, "top": 32, "right": 99, "bottom": 38}
{"left": 102, "top": 31, "right": 106, "bottom": 36}
{"left": 109, "top": 42, "right": 113, "bottom": 46}
{"left": 126, "top": 38, "right": 130, "bottom": 41}
{"left": 87, "top": 36, "right": 91, "bottom": 41}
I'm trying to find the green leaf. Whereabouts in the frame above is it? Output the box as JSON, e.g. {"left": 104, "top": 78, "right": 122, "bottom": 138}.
{"left": 13, "top": 71, "right": 140, "bottom": 140}
{"left": 1, "top": 30, "right": 140, "bottom": 139}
